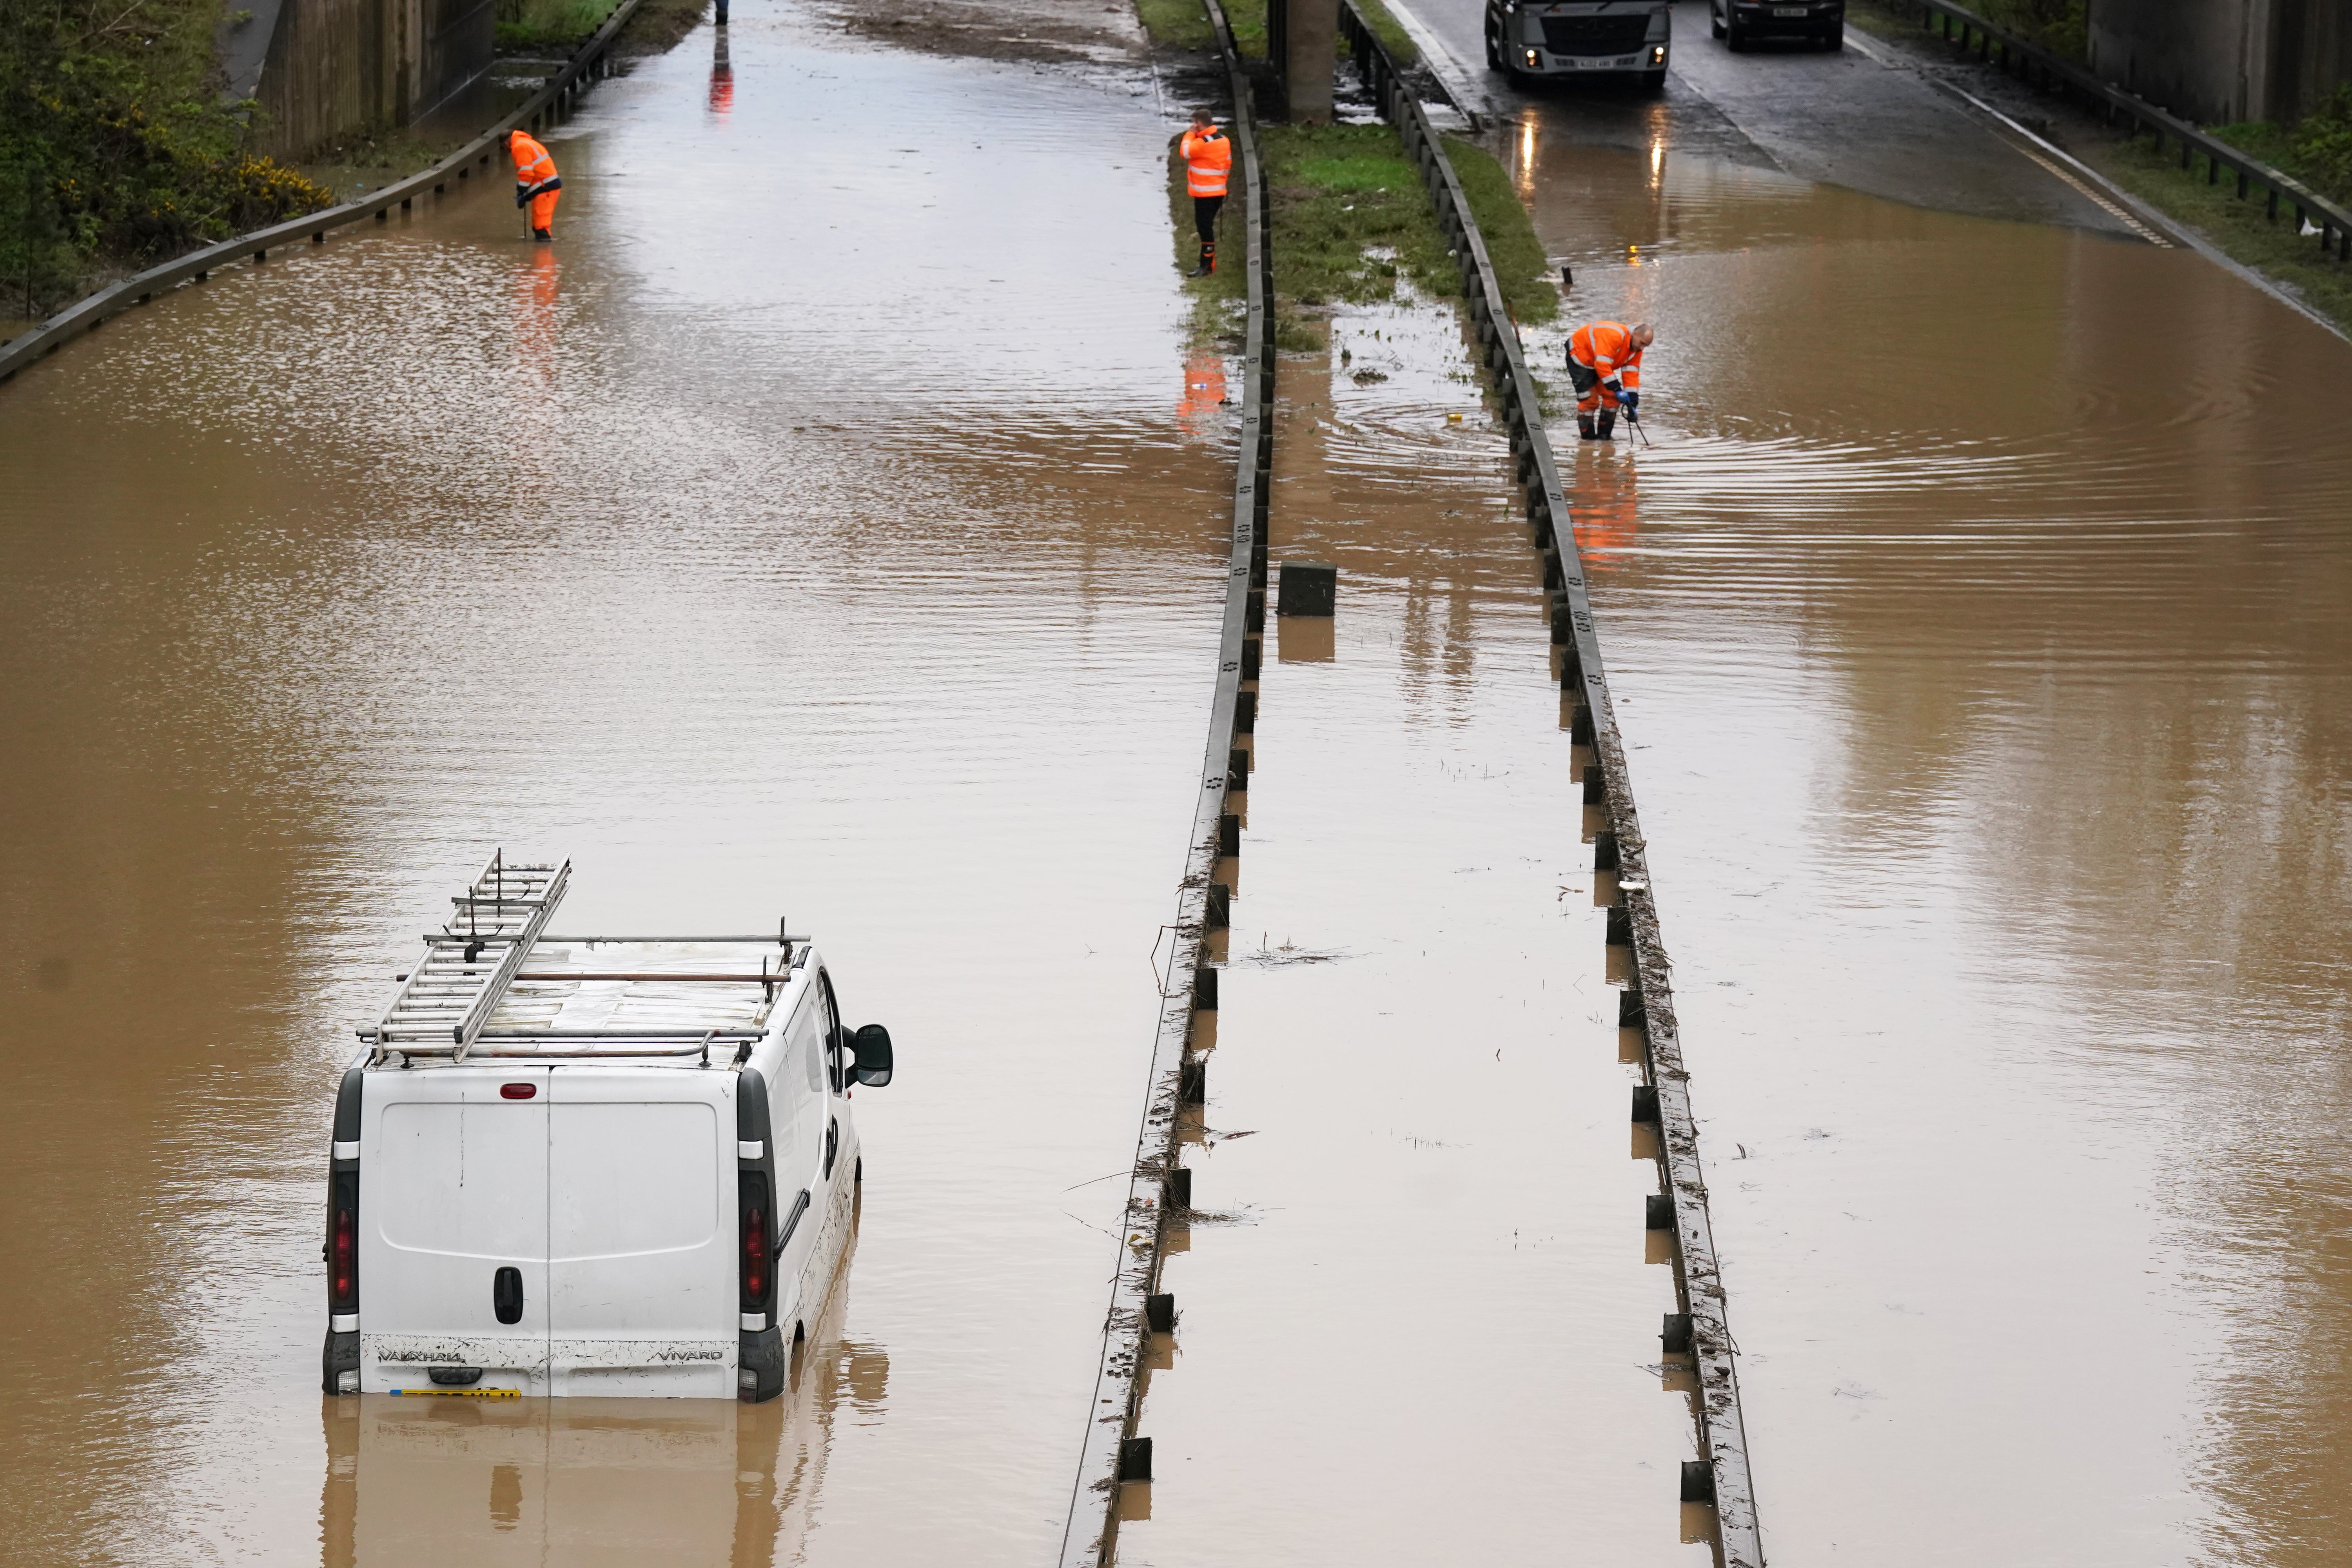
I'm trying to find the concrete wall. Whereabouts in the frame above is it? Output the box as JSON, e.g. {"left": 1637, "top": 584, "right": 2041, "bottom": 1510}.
{"left": 2087, "top": 0, "right": 2352, "bottom": 124}
{"left": 225, "top": 0, "right": 495, "bottom": 159}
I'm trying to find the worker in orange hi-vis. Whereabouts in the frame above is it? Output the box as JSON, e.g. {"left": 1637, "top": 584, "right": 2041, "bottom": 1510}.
{"left": 1566, "top": 319, "right": 1655, "bottom": 441}
{"left": 509, "top": 128, "right": 563, "bottom": 243}
{"left": 1178, "top": 107, "right": 1232, "bottom": 278}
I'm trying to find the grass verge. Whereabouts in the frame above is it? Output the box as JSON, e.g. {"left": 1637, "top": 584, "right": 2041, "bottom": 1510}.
{"left": 1167, "top": 122, "right": 1557, "bottom": 350}
{"left": 496, "top": 0, "right": 704, "bottom": 52}
{"left": 2074, "top": 134, "right": 2352, "bottom": 333}
{"left": 1203, "top": 0, "right": 1415, "bottom": 64}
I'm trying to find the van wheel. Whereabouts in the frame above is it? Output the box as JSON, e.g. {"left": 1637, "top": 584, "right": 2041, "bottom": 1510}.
{"left": 1725, "top": 16, "right": 1749, "bottom": 49}
{"left": 1710, "top": 6, "right": 1726, "bottom": 36}
{"left": 1485, "top": 28, "right": 1501, "bottom": 68}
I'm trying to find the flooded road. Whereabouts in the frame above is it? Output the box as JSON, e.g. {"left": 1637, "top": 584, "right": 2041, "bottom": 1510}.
{"left": 1386, "top": 1, "right": 2352, "bottom": 1559}
{"left": 11, "top": 0, "right": 2352, "bottom": 1556}
{"left": 0, "top": 7, "right": 1229, "bottom": 1563}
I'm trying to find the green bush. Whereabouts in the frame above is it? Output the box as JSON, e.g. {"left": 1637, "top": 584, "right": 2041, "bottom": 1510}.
{"left": 0, "top": 0, "right": 331, "bottom": 319}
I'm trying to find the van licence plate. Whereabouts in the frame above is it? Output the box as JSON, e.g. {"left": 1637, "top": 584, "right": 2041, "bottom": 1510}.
{"left": 1773, "top": 6, "right": 1807, "bottom": 13}
{"left": 389, "top": 1387, "right": 521, "bottom": 1398}
{"left": 1569, "top": 55, "right": 1633, "bottom": 67}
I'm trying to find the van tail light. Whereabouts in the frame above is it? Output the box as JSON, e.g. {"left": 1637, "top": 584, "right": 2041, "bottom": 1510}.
{"left": 740, "top": 1174, "right": 771, "bottom": 1309}
{"left": 327, "top": 1175, "right": 358, "bottom": 1316}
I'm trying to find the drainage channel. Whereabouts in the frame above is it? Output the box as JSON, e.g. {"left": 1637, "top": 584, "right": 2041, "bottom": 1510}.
{"left": 1329, "top": 7, "right": 1767, "bottom": 1563}
{"left": 1055, "top": 3, "right": 1274, "bottom": 1561}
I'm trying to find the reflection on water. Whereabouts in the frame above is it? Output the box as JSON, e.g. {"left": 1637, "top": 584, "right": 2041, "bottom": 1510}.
{"left": 323, "top": 1238, "right": 882, "bottom": 1567}
{"left": 1511, "top": 134, "right": 2352, "bottom": 1563}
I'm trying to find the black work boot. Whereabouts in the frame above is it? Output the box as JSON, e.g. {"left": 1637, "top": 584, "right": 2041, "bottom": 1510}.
{"left": 1577, "top": 412, "right": 1598, "bottom": 441}
{"left": 1188, "top": 242, "right": 1216, "bottom": 278}
{"left": 1597, "top": 408, "right": 1617, "bottom": 439}
{"left": 532, "top": 228, "right": 552, "bottom": 242}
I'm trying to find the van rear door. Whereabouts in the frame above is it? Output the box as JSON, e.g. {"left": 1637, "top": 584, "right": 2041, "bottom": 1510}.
{"left": 547, "top": 1069, "right": 735, "bottom": 1396}
{"left": 360, "top": 1067, "right": 551, "bottom": 1393}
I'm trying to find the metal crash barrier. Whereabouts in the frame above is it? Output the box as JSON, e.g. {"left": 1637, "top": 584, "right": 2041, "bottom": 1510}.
{"left": 0, "top": 0, "right": 651, "bottom": 383}
{"left": 1055, "top": 0, "right": 1274, "bottom": 1560}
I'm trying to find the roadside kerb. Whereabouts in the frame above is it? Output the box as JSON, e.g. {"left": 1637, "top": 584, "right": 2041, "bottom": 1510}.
{"left": 0, "top": 0, "right": 648, "bottom": 385}
{"left": 1054, "top": 3, "right": 1274, "bottom": 1561}
{"left": 1334, "top": 4, "right": 1765, "bottom": 1561}
{"left": 1900, "top": 0, "right": 2352, "bottom": 263}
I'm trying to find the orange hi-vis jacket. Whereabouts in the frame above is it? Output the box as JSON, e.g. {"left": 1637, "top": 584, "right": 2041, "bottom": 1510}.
{"left": 1568, "top": 320, "right": 1644, "bottom": 390}
{"left": 1181, "top": 125, "right": 1232, "bottom": 198}
{"left": 510, "top": 130, "right": 561, "bottom": 199}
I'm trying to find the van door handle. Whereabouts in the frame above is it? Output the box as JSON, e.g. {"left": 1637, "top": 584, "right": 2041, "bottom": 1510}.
{"left": 493, "top": 1266, "right": 523, "bottom": 1325}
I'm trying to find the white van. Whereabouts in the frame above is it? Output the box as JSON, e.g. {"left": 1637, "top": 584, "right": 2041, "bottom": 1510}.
{"left": 320, "top": 855, "right": 893, "bottom": 1402}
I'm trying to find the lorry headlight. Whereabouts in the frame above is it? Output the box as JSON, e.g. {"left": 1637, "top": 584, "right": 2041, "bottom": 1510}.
{"left": 1523, "top": 47, "right": 1540, "bottom": 65}
{"left": 1650, "top": 44, "right": 1666, "bottom": 62}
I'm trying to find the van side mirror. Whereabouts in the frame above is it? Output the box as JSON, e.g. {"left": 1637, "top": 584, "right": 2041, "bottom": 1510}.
{"left": 850, "top": 1024, "right": 893, "bottom": 1088}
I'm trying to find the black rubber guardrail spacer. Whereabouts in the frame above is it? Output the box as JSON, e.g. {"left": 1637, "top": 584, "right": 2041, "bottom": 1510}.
{"left": 1570, "top": 705, "right": 1595, "bottom": 746}
{"left": 1119, "top": 1436, "right": 1153, "bottom": 1482}
{"left": 1646, "top": 1192, "right": 1675, "bottom": 1230}
{"left": 1593, "top": 830, "right": 1619, "bottom": 872}
{"left": 1681, "top": 1459, "right": 1716, "bottom": 1503}
{"left": 1228, "top": 748, "right": 1250, "bottom": 793}
{"left": 1218, "top": 814, "right": 1241, "bottom": 856}
{"left": 1661, "top": 1311, "right": 1693, "bottom": 1354}
{"left": 1144, "top": 1294, "right": 1177, "bottom": 1334}
{"left": 1205, "top": 882, "right": 1232, "bottom": 929}
{"left": 1192, "top": 966, "right": 1218, "bottom": 1011}
{"left": 1583, "top": 764, "right": 1606, "bottom": 803}
{"left": 1166, "top": 1166, "right": 1192, "bottom": 1209}
{"left": 1606, "top": 906, "right": 1632, "bottom": 947}
{"left": 1619, "top": 988, "right": 1646, "bottom": 1028}
{"left": 1234, "top": 690, "right": 1257, "bottom": 732}
{"left": 1178, "top": 1058, "right": 1207, "bottom": 1105}
{"left": 1240, "top": 641, "right": 1261, "bottom": 680}
{"left": 1632, "top": 1084, "right": 1660, "bottom": 1122}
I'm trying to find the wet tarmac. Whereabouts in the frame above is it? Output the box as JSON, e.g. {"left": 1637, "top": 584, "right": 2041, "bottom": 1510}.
{"left": 0, "top": 9, "right": 1228, "bottom": 1564}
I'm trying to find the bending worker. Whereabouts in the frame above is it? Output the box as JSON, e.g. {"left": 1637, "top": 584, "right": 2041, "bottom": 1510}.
{"left": 510, "top": 128, "right": 563, "bottom": 243}
{"left": 1566, "top": 318, "right": 1655, "bottom": 441}
{"left": 1180, "top": 108, "right": 1231, "bottom": 278}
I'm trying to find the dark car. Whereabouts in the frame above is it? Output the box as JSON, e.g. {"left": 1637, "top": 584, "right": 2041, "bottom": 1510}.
{"left": 1711, "top": 0, "right": 1844, "bottom": 50}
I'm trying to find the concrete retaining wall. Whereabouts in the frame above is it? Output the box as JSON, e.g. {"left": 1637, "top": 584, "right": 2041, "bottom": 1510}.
{"left": 2087, "top": 0, "right": 2352, "bottom": 123}
{"left": 225, "top": 0, "right": 497, "bottom": 160}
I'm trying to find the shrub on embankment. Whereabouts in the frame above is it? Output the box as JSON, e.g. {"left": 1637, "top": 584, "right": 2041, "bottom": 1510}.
{"left": 0, "top": 0, "right": 332, "bottom": 319}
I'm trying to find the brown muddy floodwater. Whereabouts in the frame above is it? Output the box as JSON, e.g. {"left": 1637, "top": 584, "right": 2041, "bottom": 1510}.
{"left": 0, "top": 9, "right": 1229, "bottom": 1564}
{"left": 1500, "top": 134, "right": 2352, "bottom": 1563}
{"left": 11, "top": 2, "right": 2352, "bottom": 1564}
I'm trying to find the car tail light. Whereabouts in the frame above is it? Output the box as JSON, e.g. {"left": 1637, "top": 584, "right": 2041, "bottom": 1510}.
{"left": 742, "top": 1193, "right": 769, "bottom": 1306}
{"left": 331, "top": 1202, "right": 357, "bottom": 1308}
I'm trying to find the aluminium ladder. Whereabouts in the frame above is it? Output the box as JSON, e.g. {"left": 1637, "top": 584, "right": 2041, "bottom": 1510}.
{"left": 371, "top": 850, "right": 569, "bottom": 1062}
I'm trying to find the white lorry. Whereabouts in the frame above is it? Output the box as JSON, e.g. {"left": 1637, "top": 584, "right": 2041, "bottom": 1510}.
{"left": 1485, "top": 0, "right": 1671, "bottom": 90}
{"left": 321, "top": 854, "right": 893, "bottom": 1403}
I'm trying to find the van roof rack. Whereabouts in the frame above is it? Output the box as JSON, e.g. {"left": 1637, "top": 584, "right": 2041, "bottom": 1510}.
{"left": 360, "top": 855, "right": 813, "bottom": 1064}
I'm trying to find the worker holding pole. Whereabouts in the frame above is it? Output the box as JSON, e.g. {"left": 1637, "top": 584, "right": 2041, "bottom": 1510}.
{"left": 1180, "top": 108, "right": 1232, "bottom": 278}
{"left": 1566, "top": 319, "right": 1654, "bottom": 441}
{"left": 510, "top": 128, "right": 563, "bottom": 243}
